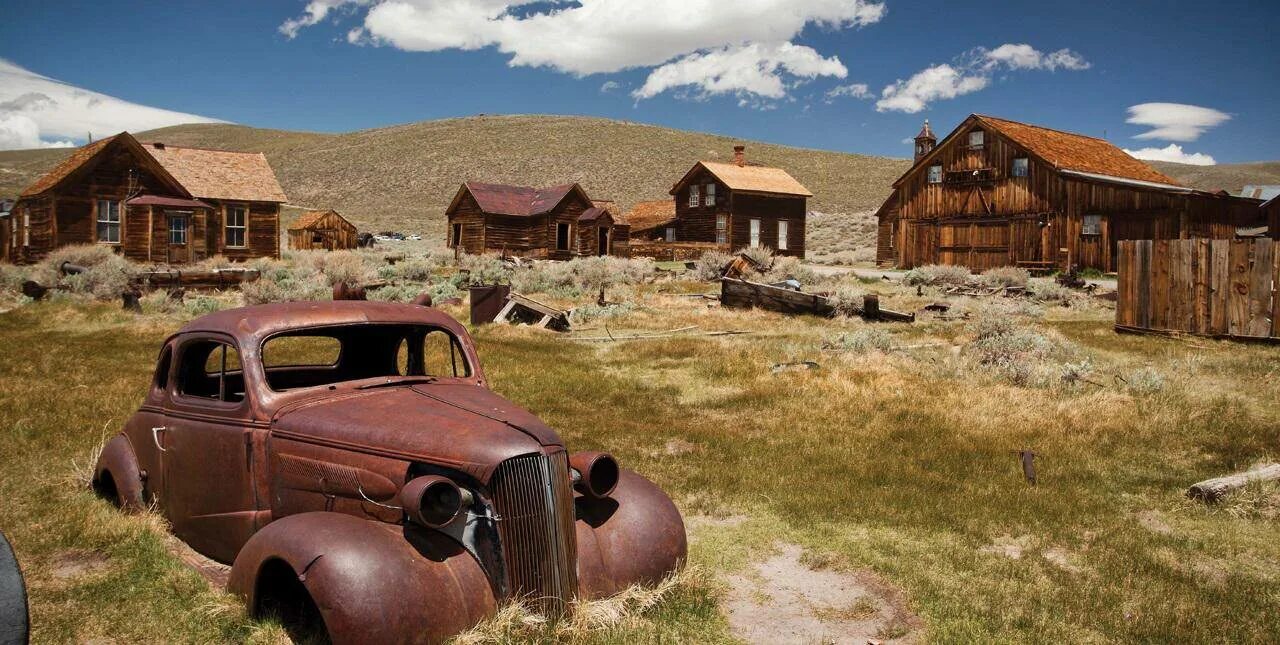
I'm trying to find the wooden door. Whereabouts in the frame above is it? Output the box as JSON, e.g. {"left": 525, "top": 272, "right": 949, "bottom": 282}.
{"left": 597, "top": 226, "right": 609, "bottom": 256}
{"left": 938, "top": 219, "right": 1010, "bottom": 270}
{"left": 167, "top": 211, "right": 190, "bottom": 264}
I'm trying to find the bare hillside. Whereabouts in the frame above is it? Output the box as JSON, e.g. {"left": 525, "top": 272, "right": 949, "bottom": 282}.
{"left": 1149, "top": 160, "right": 1280, "bottom": 193}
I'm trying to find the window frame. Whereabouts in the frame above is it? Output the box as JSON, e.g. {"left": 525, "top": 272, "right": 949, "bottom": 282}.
{"left": 96, "top": 199, "right": 122, "bottom": 245}
{"left": 259, "top": 324, "right": 476, "bottom": 393}
{"left": 688, "top": 185, "right": 700, "bottom": 208}
{"left": 555, "top": 221, "right": 572, "bottom": 251}
{"left": 224, "top": 204, "right": 248, "bottom": 249}
{"left": 1012, "top": 157, "right": 1029, "bottom": 178}
{"left": 749, "top": 218, "right": 762, "bottom": 248}
{"left": 664, "top": 227, "right": 676, "bottom": 243}
{"left": 777, "top": 220, "right": 789, "bottom": 251}
{"left": 715, "top": 214, "right": 728, "bottom": 245}
{"left": 705, "top": 183, "right": 716, "bottom": 207}
{"left": 172, "top": 335, "right": 249, "bottom": 409}
{"left": 968, "top": 130, "right": 985, "bottom": 149}
{"left": 927, "top": 165, "right": 943, "bottom": 184}
{"left": 168, "top": 211, "right": 190, "bottom": 245}
{"left": 1082, "top": 214, "right": 1103, "bottom": 237}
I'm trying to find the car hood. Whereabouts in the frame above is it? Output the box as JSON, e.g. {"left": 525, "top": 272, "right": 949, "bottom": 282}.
{"left": 270, "top": 383, "right": 564, "bottom": 483}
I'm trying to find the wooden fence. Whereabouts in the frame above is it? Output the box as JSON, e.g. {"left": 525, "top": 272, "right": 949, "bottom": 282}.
{"left": 1115, "top": 239, "right": 1278, "bottom": 340}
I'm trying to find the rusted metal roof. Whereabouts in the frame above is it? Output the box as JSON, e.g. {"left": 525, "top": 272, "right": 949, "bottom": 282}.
{"left": 578, "top": 207, "right": 611, "bottom": 223}
{"left": 464, "top": 181, "right": 584, "bottom": 217}
{"left": 142, "top": 142, "right": 288, "bottom": 203}
{"left": 974, "top": 115, "right": 1182, "bottom": 187}
{"left": 126, "top": 195, "right": 213, "bottom": 209}
{"left": 177, "top": 301, "right": 465, "bottom": 342}
{"left": 687, "top": 161, "right": 813, "bottom": 197}
{"left": 623, "top": 200, "right": 677, "bottom": 232}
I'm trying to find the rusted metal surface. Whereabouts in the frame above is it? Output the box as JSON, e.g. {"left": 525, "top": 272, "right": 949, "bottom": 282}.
{"left": 93, "top": 300, "right": 685, "bottom": 642}
{"left": 469, "top": 284, "right": 510, "bottom": 325}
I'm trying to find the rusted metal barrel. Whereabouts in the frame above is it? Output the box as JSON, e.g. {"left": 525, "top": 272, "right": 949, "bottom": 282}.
{"left": 469, "top": 284, "right": 510, "bottom": 325}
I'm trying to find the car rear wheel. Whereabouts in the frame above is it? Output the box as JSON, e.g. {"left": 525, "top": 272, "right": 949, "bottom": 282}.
{"left": 254, "top": 559, "right": 330, "bottom": 644}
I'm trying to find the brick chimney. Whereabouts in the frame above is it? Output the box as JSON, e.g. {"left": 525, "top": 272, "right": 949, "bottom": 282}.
{"left": 733, "top": 145, "right": 746, "bottom": 167}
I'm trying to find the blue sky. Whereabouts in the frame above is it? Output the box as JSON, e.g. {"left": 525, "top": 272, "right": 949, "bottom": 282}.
{"left": 0, "top": 0, "right": 1276, "bottom": 164}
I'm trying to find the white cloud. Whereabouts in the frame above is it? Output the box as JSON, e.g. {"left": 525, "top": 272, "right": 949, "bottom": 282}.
{"left": 634, "top": 42, "right": 846, "bottom": 101}
{"left": 1126, "top": 103, "right": 1230, "bottom": 142}
{"left": 982, "top": 43, "right": 1090, "bottom": 71}
{"left": 280, "top": 0, "right": 885, "bottom": 102}
{"left": 825, "top": 82, "right": 870, "bottom": 102}
{"left": 876, "top": 43, "right": 1088, "bottom": 113}
{"left": 876, "top": 64, "right": 988, "bottom": 113}
{"left": 599, "top": 80, "right": 621, "bottom": 93}
{"left": 0, "top": 59, "right": 223, "bottom": 151}
{"left": 1123, "top": 143, "right": 1216, "bottom": 166}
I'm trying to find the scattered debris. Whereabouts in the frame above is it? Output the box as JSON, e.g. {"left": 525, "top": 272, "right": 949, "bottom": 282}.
{"left": 721, "top": 278, "right": 915, "bottom": 322}
{"left": 1188, "top": 464, "right": 1280, "bottom": 502}
{"left": 494, "top": 292, "right": 572, "bottom": 331}
{"left": 1012, "top": 449, "right": 1039, "bottom": 485}
{"left": 1056, "top": 265, "right": 1087, "bottom": 289}
{"left": 21, "top": 280, "right": 49, "bottom": 301}
{"left": 771, "top": 361, "right": 819, "bottom": 373}
{"left": 135, "top": 268, "right": 260, "bottom": 290}
{"left": 941, "top": 284, "right": 1026, "bottom": 298}
{"left": 721, "top": 253, "right": 762, "bottom": 280}
{"left": 770, "top": 279, "right": 802, "bottom": 291}
{"left": 922, "top": 302, "right": 950, "bottom": 313}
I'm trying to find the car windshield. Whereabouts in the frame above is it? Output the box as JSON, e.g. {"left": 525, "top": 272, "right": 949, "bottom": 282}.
{"left": 261, "top": 324, "right": 472, "bottom": 392}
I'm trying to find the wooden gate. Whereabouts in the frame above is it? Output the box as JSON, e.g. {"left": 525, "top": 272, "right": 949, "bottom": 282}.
{"left": 1116, "top": 239, "right": 1278, "bottom": 340}
{"left": 937, "top": 219, "right": 1010, "bottom": 271}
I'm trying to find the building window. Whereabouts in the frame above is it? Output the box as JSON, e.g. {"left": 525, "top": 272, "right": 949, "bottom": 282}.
{"left": 1082, "top": 214, "right": 1102, "bottom": 236}
{"left": 968, "top": 130, "right": 985, "bottom": 149}
{"left": 22, "top": 213, "right": 29, "bottom": 247}
{"left": 927, "top": 165, "right": 942, "bottom": 184}
{"left": 225, "top": 205, "right": 247, "bottom": 248}
{"left": 1012, "top": 157, "right": 1029, "bottom": 178}
{"left": 749, "top": 218, "right": 761, "bottom": 248}
{"left": 705, "top": 183, "right": 716, "bottom": 207}
{"left": 451, "top": 223, "right": 462, "bottom": 248}
{"left": 688, "top": 186, "right": 700, "bottom": 208}
{"left": 556, "top": 222, "right": 571, "bottom": 251}
{"left": 96, "top": 199, "right": 121, "bottom": 244}
{"left": 777, "top": 220, "right": 789, "bottom": 250}
{"left": 664, "top": 227, "right": 676, "bottom": 242}
{"left": 716, "top": 214, "right": 727, "bottom": 245}
{"left": 169, "top": 215, "right": 188, "bottom": 245}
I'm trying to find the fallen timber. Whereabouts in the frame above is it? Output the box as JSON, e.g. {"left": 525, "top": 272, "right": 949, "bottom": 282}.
{"left": 719, "top": 278, "right": 914, "bottom": 322}
{"left": 1187, "top": 464, "right": 1280, "bottom": 502}
{"left": 136, "top": 268, "right": 261, "bottom": 290}
{"left": 493, "top": 292, "right": 572, "bottom": 331}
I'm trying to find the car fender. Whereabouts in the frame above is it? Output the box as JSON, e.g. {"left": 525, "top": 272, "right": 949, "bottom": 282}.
{"left": 575, "top": 469, "right": 687, "bottom": 599}
{"left": 93, "top": 435, "right": 145, "bottom": 511}
{"left": 228, "top": 512, "right": 495, "bottom": 645}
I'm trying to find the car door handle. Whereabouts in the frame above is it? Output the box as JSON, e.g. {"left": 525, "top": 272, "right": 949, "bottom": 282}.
{"left": 151, "top": 426, "right": 168, "bottom": 452}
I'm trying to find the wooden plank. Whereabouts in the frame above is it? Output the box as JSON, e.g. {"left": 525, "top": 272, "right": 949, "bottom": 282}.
{"left": 1227, "top": 240, "right": 1251, "bottom": 336}
{"left": 1209, "top": 240, "right": 1230, "bottom": 335}
{"left": 1115, "top": 241, "right": 1133, "bottom": 326}
{"left": 1192, "top": 238, "right": 1210, "bottom": 334}
{"left": 1246, "top": 239, "right": 1273, "bottom": 337}
{"left": 1136, "top": 240, "right": 1152, "bottom": 331}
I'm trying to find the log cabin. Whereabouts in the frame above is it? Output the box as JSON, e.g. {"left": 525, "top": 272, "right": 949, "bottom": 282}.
{"left": 659, "top": 146, "right": 812, "bottom": 257}
{"left": 288, "top": 209, "right": 358, "bottom": 250}
{"left": 444, "top": 182, "right": 629, "bottom": 258}
{"left": 6, "top": 132, "right": 286, "bottom": 265}
{"left": 876, "top": 115, "right": 1265, "bottom": 272}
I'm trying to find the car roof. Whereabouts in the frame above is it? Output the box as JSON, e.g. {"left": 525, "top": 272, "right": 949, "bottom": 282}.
{"left": 176, "top": 301, "right": 468, "bottom": 344}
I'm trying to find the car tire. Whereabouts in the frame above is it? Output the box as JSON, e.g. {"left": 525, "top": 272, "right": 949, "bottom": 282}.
{"left": 0, "top": 531, "right": 30, "bottom": 645}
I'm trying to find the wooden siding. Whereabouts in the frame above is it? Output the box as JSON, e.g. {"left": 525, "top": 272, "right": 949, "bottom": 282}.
{"left": 672, "top": 166, "right": 807, "bottom": 257}
{"left": 289, "top": 211, "right": 358, "bottom": 251}
{"left": 882, "top": 118, "right": 1262, "bottom": 273}
{"left": 445, "top": 186, "right": 628, "bottom": 258}
{"left": 1116, "top": 239, "right": 1278, "bottom": 339}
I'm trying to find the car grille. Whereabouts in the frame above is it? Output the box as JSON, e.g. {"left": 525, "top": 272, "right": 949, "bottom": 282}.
{"left": 490, "top": 450, "right": 578, "bottom": 617}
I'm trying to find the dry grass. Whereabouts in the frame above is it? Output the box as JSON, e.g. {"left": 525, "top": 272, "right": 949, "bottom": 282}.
{"left": 1, "top": 257, "right": 1279, "bottom": 642}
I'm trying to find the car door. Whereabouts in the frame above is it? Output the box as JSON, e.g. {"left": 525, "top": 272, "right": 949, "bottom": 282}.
{"left": 160, "top": 334, "right": 261, "bottom": 564}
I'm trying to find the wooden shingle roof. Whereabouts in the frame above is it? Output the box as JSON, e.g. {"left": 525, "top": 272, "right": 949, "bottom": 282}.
{"left": 289, "top": 209, "right": 352, "bottom": 231}
{"left": 686, "top": 161, "right": 813, "bottom": 197}
{"left": 975, "top": 115, "right": 1181, "bottom": 186}
{"left": 460, "top": 182, "right": 586, "bottom": 217}
{"left": 19, "top": 137, "right": 116, "bottom": 197}
{"left": 142, "top": 142, "right": 287, "bottom": 203}
{"left": 624, "top": 200, "right": 677, "bottom": 232}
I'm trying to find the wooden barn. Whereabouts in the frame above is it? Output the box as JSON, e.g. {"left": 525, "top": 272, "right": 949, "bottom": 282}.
{"left": 7, "top": 132, "right": 286, "bottom": 265}
{"left": 444, "top": 182, "right": 629, "bottom": 259}
{"left": 876, "top": 115, "right": 1265, "bottom": 272}
{"left": 661, "top": 146, "right": 812, "bottom": 257}
{"left": 288, "top": 209, "right": 358, "bottom": 250}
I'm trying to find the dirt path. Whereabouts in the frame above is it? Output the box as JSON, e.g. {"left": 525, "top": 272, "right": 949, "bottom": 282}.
{"left": 724, "top": 544, "right": 921, "bottom": 644}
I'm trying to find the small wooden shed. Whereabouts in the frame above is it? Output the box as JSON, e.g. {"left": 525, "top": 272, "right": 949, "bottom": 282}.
{"left": 288, "top": 209, "right": 358, "bottom": 251}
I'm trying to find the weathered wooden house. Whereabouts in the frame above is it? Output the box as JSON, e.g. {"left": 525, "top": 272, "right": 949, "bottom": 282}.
{"left": 662, "top": 146, "right": 812, "bottom": 257}
{"left": 6, "top": 132, "right": 286, "bottom": 264}
{"left": 288, "top": 209, "right": 358, "bottom": 250}
{"left": 625, "top": 200, "right": 678, "bottom": 241}
{"left": 876, "top": 115, "right": 1264, "bottom": 272}
{"left": 444, "top": 182, "right": 628, "bottom": 258}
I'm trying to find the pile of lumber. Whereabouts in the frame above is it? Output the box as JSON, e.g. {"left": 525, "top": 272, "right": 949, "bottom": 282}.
{"left": 720, "top": 278, "right": 914, "bottom": 322}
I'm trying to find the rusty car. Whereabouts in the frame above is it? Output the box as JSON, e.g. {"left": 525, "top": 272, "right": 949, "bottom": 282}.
{"left": 92, "top": 301, "right": 686, "bottom": 643}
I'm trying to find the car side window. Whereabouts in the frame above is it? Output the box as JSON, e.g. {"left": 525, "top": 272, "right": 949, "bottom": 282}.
{"left": 177, "top": 339, "right": 246, "bottom": 403}
{"left": 397, "top": 330, "right": 470, "bottom": 378}
{"left": 153, "top": 346, "right": 172, "bottom": 392}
